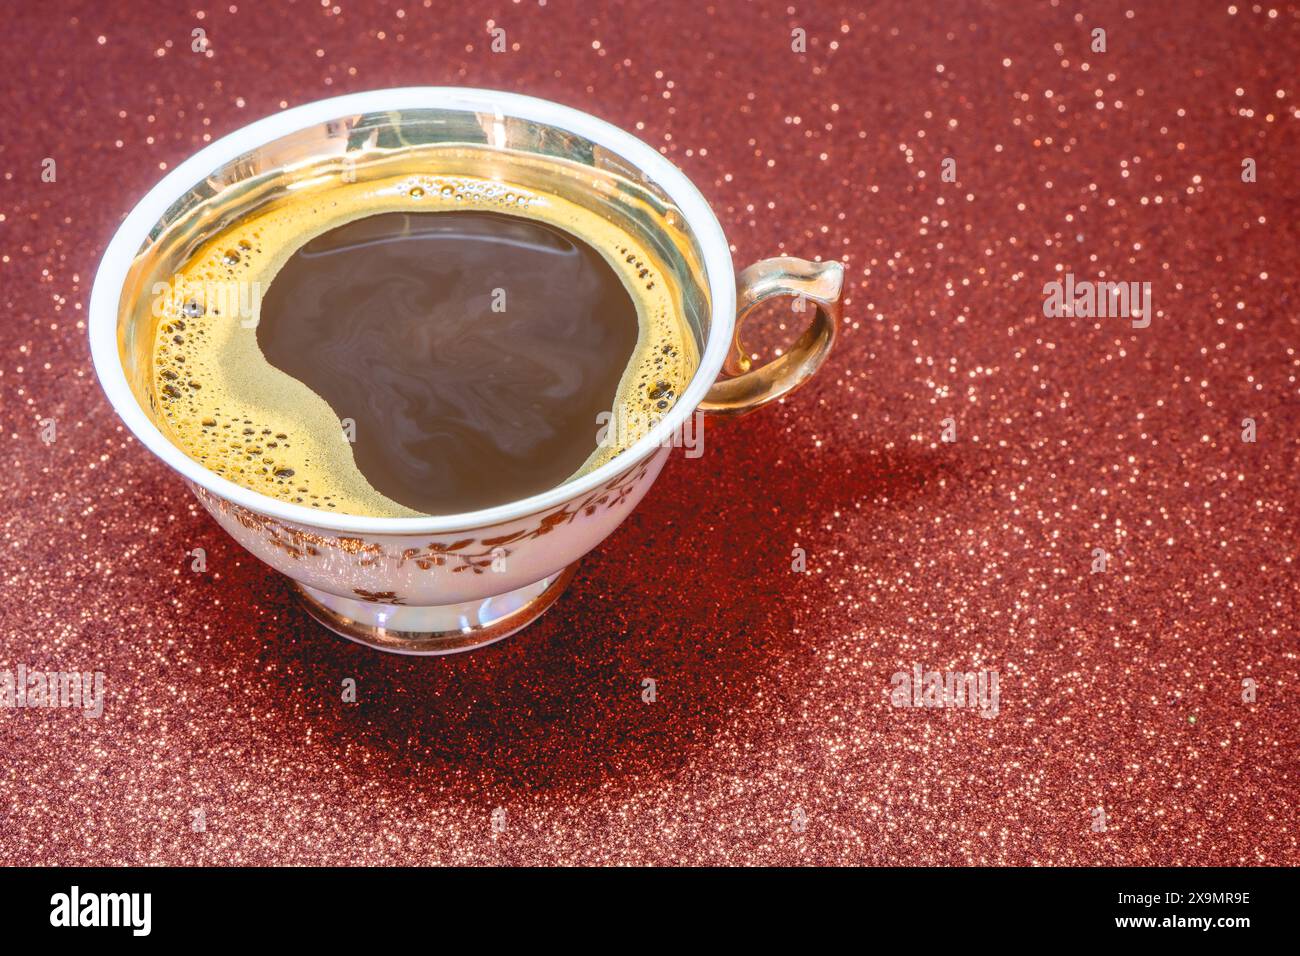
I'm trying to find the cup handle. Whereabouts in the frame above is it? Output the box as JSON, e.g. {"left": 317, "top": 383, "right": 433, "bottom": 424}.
{"left": 698, "top": 256, "right": 843, "bottom": 417}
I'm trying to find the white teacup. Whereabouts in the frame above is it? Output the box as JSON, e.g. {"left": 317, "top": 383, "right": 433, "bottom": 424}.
{"left": 89, "top": 88, "right": 842, "bottom": 654}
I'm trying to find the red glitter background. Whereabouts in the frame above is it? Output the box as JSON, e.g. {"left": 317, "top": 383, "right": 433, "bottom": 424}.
{"left": 1, "top": 0, "right": 1296, "bottom": 865}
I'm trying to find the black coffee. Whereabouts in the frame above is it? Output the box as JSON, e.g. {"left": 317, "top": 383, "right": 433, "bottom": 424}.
{"left": 150, "top": 173, "right": 695, "bottom": 517}
{"left": 256, "top": 211, "right": 639, "bottom": 514}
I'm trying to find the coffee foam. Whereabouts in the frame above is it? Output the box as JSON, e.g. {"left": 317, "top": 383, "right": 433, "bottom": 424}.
{"left": 150, "top": 173, "right": 697, "bottom": 517}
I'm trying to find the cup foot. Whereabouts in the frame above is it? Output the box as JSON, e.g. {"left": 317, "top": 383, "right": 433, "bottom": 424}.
{"left": 292, "top": 564, "right": 578, "bottom": 655}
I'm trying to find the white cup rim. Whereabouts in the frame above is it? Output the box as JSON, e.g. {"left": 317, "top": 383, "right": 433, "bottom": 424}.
{"left": 89, "top": 87, "right": 735, "bottom": 534}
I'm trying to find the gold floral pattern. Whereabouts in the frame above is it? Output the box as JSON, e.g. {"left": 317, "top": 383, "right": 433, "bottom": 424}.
{"left": 211, "top": 493, "right": 384, "bottom": 562}
{"left": 352, "top": 589, "right": 405, "bottom": 605}
{"left": 189, "top": 453, "right": 657, "bottom": 602}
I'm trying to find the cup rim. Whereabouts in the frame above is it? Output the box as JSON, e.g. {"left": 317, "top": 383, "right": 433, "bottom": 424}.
{"left": 88, "top": 87, "right": 735, "bottom": 534}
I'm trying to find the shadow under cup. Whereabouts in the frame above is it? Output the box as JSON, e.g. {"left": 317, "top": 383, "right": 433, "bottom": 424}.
{"left": 104, "top": 99, "right": 726, "bottom": 654}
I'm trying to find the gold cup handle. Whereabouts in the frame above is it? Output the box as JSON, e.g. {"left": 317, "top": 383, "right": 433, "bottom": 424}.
{"left": 698, "top": 257, "right": 843, "bottom": 416}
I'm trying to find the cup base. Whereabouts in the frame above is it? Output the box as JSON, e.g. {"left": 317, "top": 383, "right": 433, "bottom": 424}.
{"left": 292, "top": 564, "right": 578, "bottom": 655}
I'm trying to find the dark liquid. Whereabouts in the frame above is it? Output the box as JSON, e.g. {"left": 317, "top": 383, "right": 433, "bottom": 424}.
{"left": 256, "top": 210, "right": 639, "bottom": 514}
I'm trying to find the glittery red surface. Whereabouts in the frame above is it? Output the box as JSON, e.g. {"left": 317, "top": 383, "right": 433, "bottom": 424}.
{"left": 1, "top": 0, "right": 1297, "bottom": 866}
